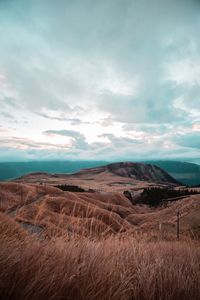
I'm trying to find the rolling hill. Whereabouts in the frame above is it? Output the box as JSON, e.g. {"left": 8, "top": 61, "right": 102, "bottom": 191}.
{"left": 1, "top": 162, "right": 200, "bottom": 299}
{"left": 0, "top": 180, "right": 200, "bottom": 239}
{"left": 0, "top": 160, "right": 199, "bottom": 185}
{"left": 15, "top": 162, "right": 180, "bottom": 191}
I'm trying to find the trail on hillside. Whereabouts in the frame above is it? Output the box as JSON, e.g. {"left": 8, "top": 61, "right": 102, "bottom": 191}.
{"left": 8, "top": 193, "right": 46, "bottom": 217}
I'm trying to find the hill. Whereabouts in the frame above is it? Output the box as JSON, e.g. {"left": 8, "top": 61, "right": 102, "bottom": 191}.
{"left": 15, "top": 162, "right": 179, "bottom": 191}
{"left": 1, "top": 171, "right": 200, "bottom": 299}
{"left": 0, "top": 161, "right": 107, "bottom": 181}
{"left": 104, "top": 162, "right": 179, "bottom": 184}
{"left": 0, "top": 160, "right": 200, "bottom": 186}
{"left": 1, "top": 180, "right": 200, "bottom": 239}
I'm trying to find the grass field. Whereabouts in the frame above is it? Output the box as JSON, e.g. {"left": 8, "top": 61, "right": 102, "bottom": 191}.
{"left": 0, "top": 212, "right": 200, "bottom": 300}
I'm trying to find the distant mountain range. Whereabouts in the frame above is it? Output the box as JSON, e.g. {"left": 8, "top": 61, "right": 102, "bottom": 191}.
{"left": 0, "top": 160, "right": 199, "bottom": 185}
{"left": 146, "top": 161, "right": 200, "bottom": 186}
{"left": 0, "top": 161, "right": 107, "bottom": 181}
{"left": 15, "top": 162, "right": 180, "bottom": 193}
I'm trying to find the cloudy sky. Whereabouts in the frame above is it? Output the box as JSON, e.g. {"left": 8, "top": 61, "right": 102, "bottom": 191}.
{"left": 0, "top": 0, "right": 200, "bottom": 162}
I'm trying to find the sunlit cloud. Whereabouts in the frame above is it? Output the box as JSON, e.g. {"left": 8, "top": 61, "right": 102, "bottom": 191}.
{"left": 192, "top": 124, "right": 200, "bottom": 131}
{"left": 0, "top": 0, "right": 199, "bottom": 162}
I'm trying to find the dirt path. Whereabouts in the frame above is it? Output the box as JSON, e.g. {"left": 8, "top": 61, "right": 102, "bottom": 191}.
{"left": 7, "top": 192, "right": 48, "bottom": 236}
{"left": 8, "top": 193, "right": 46, "bottom": 217}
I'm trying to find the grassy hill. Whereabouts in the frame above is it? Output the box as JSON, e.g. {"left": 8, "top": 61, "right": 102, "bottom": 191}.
{"left": 0, "top": 160, "right": 199, "bottom": 185}
{"left": 1, "top": 176, "right": 200, "bottom": 299}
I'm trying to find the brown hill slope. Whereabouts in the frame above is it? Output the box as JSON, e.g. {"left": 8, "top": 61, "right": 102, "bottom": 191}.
{"left": 81, "top": 162, "right": 179, "bottom": 184}
{"left": 1, "top": 181, "right": 200, "bottom": 239}
{"left": 15, "top": 162, "right": 179, "bottom": 192}
{"left": 1, "top": 168, "right": 200, "bottom": 299}
{"left": 0, "top": 182, "right": 135, "bottom": 237}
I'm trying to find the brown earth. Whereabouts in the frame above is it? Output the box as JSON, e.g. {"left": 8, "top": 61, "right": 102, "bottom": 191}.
{"left": 1, "top": 181, "right": 200, "bottom": 239}
{"left": 1, "top": 166, "right": 200, "bottom": 300}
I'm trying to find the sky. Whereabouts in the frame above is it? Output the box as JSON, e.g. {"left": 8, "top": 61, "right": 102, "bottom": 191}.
{"left": 0, "top": 0, "right": 200, "bottom": 163}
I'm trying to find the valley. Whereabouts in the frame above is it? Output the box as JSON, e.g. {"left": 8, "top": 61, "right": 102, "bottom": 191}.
{"left": 1, "top": 162, "right": 200, "bottom": 239}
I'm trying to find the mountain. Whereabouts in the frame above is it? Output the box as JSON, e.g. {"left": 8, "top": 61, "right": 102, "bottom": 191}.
{"left": 146, "top": 161, "right": 200, "bottom": 186}
{"left": 0, "top": 161, "right": 107, "bottom": 181}
{"left": 77, "top": 162, "right": 179, "bottom": 185}
{"left": 1, "top": 179, "right": 200, "bottom": 300}
{"left": 15, "top": 162, "right": 179, "bottom": 192}
{"left": 0, "top": 160, "right": 199, "bottom": 186}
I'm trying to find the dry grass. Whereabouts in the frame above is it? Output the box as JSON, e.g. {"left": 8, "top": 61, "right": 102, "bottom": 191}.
{"left": 1, "top": 182, "right": 200, "bottom": 299}
{"left": 0, "top": 182, "right": 62, "bottom": 212}
{"left": 14, "top": 166, "right": 173, "bottom": 192}
{"left": 13, "top": 191, "right": 134, "bottom": 236}
{"left": 14, "top": 191, "right": 200, "bottom": 239}
{"left": 1, "top": 182, "right": 199, "bottom": 239}
{"left": 0, "top": 213, "right": 200, "bottom": 300}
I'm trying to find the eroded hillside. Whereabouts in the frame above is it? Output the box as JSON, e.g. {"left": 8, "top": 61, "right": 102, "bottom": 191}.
{"left": 1, "top": 181, "right": 200, "bottom": 239}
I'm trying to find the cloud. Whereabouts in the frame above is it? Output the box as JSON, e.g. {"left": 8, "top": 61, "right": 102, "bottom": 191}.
{"left": 0, "top": 136, "right": 70, "bottom": 150}
{"left": 0, "top": 126, "right": 7, "bottom": 133}
{"left": 174, "top": 132, "right": 200, "bottom": 149}
{"left": 0, "top": 130, "right": 199, "bottom": 162}
{"left": 0, "top": 0, "right": 200, "bottom": 161}
{"left": 36, "top": 111, "right": 89, "bottom": 125}
{"left": 100, "top": 133, "right": 142, "bottom": 147}
{"left": 0, "top": 111, "right": 14, "bottom": 119}
{"left": 123, "top": 123, "right": 171, "bottom": 134}
{"left": 43, "top": 129, "right": 89, "bottom": 150}
{"left": 98, "top": 87, "right": 188, "bottom": 124}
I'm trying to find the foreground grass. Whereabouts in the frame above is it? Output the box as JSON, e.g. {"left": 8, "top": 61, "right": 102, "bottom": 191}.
{"left": 0, "top": 215, "right": 200, "bottom": 300}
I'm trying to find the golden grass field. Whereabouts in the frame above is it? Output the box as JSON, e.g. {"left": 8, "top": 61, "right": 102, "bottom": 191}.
{"left": 0, "top": 212, "right": 200, "bottom": 300}
{"left": 1, "top": 182, "right": 200, "bottom": 238}
{"left": 0, "top": 175, "right": 200, "bottom": 299}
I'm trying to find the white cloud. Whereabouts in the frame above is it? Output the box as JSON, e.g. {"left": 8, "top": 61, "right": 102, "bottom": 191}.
{"left": 0, "top": 0, "right": 200, "bottom": 161}
{"left": 166, "top": 58, "right": 200, "bottom": 86}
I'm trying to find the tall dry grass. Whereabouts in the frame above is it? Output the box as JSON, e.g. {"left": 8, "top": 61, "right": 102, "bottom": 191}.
{"left": 0, "top": 214, "right": 200, "bottom": 300}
